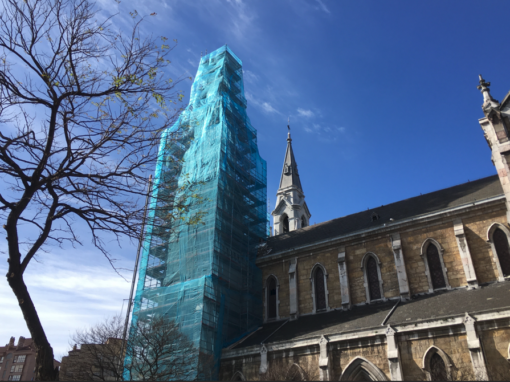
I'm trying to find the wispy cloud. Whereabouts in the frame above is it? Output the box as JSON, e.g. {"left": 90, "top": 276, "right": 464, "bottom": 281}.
{"left": 243, "top": 70, "right": 259, "bottom": 84}
{"left": 246, "top": 92, "right": 281, "bottom": 115}
{"left": 315, "top": 0, "right": 331, "bottom": 14}
{"left": 297, "top": 108, "right": 314, "bottom": 118}
{"left": 303, "top": 123, "right": 346, "bottom": 140}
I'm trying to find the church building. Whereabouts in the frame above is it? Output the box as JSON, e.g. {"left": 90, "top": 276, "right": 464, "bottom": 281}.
{"left": 218, "top": 77, "right": 510, "bottom": 381}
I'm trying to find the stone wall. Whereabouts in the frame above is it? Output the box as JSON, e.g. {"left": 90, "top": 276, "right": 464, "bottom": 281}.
{"left": 481, "top": 328, "right": 510, "bottom": 379}
{"left": 220, "top": 327, "right": 510, "bottom": 380}
{"left": 260, "top": 202, "right": 508, "bottom": 320}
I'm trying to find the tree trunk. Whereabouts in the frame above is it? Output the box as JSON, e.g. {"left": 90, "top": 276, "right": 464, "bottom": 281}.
{"left": 7, "top": 272, "right": 58, "bottom": 381}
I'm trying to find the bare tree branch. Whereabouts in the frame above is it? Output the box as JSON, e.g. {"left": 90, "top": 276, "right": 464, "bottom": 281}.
{"left": 0, "top": 0, "right": 199, "bottom": 379}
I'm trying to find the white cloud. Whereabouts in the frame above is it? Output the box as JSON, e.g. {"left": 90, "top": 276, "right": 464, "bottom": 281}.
{"left": 0, "top": 247, "right": 133, "bottom": 360}
{"left": 261, "top": 102, "right": 279, "bottom": 114}
{"left": 246, "top": 92, "right": 281, "bottom": 115}
{"left": 303, "top": 123, "right": 346, "bottom": 140}
{"left": 297, "top": 108, "right": 314, "bottom": 118}
{"left": 315, "top": 0, "right": 331, "bottom": 14}
{"left": 243, "top": 70, "right": 259, "bottom": 84}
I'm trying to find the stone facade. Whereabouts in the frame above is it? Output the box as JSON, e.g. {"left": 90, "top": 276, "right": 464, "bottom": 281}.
{"left": 219, "top": 79, "right": 510, "bottom": 381}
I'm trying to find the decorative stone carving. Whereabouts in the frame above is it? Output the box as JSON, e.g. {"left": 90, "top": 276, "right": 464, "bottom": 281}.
{"left": 259, "top": 344, "right": 268, "bottom": 375}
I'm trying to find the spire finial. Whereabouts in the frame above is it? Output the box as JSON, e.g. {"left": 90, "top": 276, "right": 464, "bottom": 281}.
{"left": 477, "top": 74, "right": 499, "bottom": 107}
{"left": 287, "top": 117, "right": 291, "bottom": 142}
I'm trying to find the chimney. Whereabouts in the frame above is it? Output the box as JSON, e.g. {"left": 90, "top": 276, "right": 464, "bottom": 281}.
{"left": 72, "top": 344, "right": 77, "bottom": 351}
{"left": 8, "top": 337, "right": 15, "bottom": 348}
{"left": 16, "top": 337, "right": 25, "bottom": 350}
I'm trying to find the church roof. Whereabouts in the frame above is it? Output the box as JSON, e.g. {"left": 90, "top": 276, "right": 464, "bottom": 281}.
{"left": 228, "top": 281, "right": 510, "bottom": 350}
{"left": 262, "top": 174, "right": 503, "bottom": 257}
{"left": 278, "top": 132, "right": 303, "bottom": 192}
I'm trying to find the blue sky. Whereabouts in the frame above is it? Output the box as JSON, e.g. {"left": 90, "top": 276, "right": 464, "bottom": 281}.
{"left": 2, "top": 0, "right": 510, "bottom": 358}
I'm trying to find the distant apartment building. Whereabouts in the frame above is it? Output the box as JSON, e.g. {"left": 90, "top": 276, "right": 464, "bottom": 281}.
{"left": 60, "top": 338, "right": 125, "bottom": 381}
{"left": 0, "top": 336, "right": 60, "bottom": 381}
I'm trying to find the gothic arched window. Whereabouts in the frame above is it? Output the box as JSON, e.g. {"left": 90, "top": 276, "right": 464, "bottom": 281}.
{"left": 427, "top": 243, "right": 446, "bottom": 289}
{"left": 266, "top": 276, "right": 278, "bottom": 320}
{"left": 493, "top": 228, "right": 510, "bottom": 277}
{"left": 314, "top": 267, "right": 327, "bottom": 311}
{"left": 301, "top": 216, "right": 307, "bottom": 228}
{"left": 366, "top": 257, "right": 381, "bottom": 301}
{"left": 282, "top": 214, "right": 289, "bottom": 233}
{"left": 420, "top": 239, "right": 450, "bottom": 292}
{"left": 429, "top": 353, "right": 448, "bottom": 381}
{"left": 422, "top": 346, "right": 451, "bottom": 381}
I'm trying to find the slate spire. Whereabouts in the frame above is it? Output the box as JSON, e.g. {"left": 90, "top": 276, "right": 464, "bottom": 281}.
{"left": 278, "top": 126, "right": 303, "bottom": 192}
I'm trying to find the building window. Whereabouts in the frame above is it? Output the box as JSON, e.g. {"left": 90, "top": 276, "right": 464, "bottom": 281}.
{"left": 0, "top": 356, "right": 3, "bottom": 363}
{"left": 493, "top": 228, "right": 510, "bottom": 277}
{"left": 427, "top": 243, "right": 446, "bottom": 289}
{"left": 282, "top": 214, "right": 289, "bottom": 233}
{"left": 422, "top": 346, "right": 452, "bottom": 381}
{"left": 367, "top": 257, "right": 381, "bottom": 300}
{"left": 314, "top": 267, "right": 326, "bottom": 311}
{"left": 11, "top": 365, "right": 23, "bottom": 373}
{"left": 13, "top": 355, "right": 26, "bottom": 363}
{"left": 429, "top": 353, "right": 448, "bottom": 381}
{"left": 8, "top": 375, "right": 21, "bottom": 381}
{"left": 361, "top": 253, "right": 385, "bottom": 303}
{"left": 339, "top": 356, "right": 389, "bottom": 381}
{"left": 310, "top": 263, "right": 329, "bottom": 313}
{"left": 301, "top": 216, "right": 307, "bottom": 228}
{"left": 420, "top": 239, "right": 450, "bottom": 292}
{"left": 266, "top": 275, "right": 279, "bottom": 320}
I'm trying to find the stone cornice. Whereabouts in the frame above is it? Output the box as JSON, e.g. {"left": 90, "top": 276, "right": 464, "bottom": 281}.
{"left": 257, "top": 195, "right": 505, "bottom": 266}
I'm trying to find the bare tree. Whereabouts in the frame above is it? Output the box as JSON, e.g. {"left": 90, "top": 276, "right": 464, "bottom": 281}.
{"left": 62, "top": 315, "right": 200, "bottom": 381}
{"left": 0, "top": 0, "right": 196, "bottom": 379}
{"left": 262, "top": 358, "right": 320, "bottom": 381}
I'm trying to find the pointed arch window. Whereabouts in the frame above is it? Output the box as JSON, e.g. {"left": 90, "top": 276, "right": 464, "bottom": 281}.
{"left": 301, "top": 216, "right": 307, "bottom": 228}
{"left": 265, "top": 275, "right": 279, "bottom": 321}
{"left": 427, "top": 243, "right": 446, "bottom": 289}
{"left": 315, "top": 267, "right": 326, "bottom": 311}
{"left": 367, "top": 257, "right": 381, "bottom": 300}
{"left": 420, "top": 239, "right": 450, "bottom": 292}
{"left": 429, "top": 353, "right": 447, "bottom": 381}
{"left": 493, "top": 228, "right": 510, "bottom": 277}
{"left": 361, "top": 253, "right": 385, "bottom": 303}
{"left": 422, "top": 346, "right": 452, "bottom": 381}
{"left": 310, "top": 264, "right": 330, "bottom": 313}
{"left": 339, "top": 357, "right": 389, "bottom": 381}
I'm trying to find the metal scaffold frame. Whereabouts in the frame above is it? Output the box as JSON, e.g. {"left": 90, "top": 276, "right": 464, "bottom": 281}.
{"left": 125, "top": 45, "right": 268, "bottom": 380}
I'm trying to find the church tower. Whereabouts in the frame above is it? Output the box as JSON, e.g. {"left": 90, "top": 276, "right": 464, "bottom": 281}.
{"left": 477, "top": 75, "right": 510, "bottom": 221}
{"left": 272, "top": 127, "right": 311, "bottom": 235}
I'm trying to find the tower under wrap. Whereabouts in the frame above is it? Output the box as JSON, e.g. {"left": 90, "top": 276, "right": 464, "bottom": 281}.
{"left": 127, "top": 46, "right": 267, "bottom": 379}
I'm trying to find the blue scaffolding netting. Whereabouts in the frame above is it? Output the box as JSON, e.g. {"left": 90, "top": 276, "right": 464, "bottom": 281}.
{"left": 126, "top": 45, "right": 268, "bottom": 380}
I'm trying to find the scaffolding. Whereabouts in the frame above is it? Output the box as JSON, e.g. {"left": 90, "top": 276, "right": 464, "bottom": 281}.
{"left": 126, "top": 46, "right": 268, "bottom": 380}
